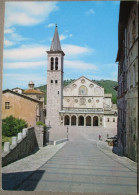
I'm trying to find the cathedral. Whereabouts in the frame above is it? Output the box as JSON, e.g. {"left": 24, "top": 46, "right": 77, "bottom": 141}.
{"left": 46, "top": 26, "right": 117, "bottom": 128}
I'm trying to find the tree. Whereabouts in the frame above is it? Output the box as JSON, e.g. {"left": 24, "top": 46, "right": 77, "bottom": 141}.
{"left": 2, "top": 115, "right": 27, "bottom": 137}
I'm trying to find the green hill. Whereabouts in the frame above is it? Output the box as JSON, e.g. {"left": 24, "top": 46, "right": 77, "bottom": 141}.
{"left": 36, "top": 79, "right": 118, "bottom": 104}
{"left": 93, "top": 80, "right": 118, "bottom": 104}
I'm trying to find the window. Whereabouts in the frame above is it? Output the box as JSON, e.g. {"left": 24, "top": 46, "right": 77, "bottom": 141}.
{"left": 51, "top": 80, "right": 53, "bottom": 83}
{"left": 79, "top": 85, "right": 88, "bottom": 95}
{"left": 55, "top": 57, "right": 58, "bottom": 70}
{"left": 5, "top": 102, "right": 10, "bottom": 109}
{"left": 51, "top": 57, "right": 54, "bottom": 70}
{"left": 55, "top": 80, "right": 58, "bottom": 84}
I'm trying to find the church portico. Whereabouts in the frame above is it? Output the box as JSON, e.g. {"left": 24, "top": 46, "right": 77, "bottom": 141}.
{"left": 60, "top": 111, "right": 104, "bottom": 127}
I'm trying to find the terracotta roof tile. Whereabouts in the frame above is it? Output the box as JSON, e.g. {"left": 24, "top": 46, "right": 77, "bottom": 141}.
{"left": 23, "top": 89, "right": 44, "bottom": 94}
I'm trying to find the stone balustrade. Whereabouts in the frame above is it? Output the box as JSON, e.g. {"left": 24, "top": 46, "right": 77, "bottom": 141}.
{"left": 2, "top": 127, "right": 39, "bottom": 167}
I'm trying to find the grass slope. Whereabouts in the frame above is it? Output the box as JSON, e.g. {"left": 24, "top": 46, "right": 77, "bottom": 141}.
{"left": 93, "top": 80, "right": 117, "bottom": 104}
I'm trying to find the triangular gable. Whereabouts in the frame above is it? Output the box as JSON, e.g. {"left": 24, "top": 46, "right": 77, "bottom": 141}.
{"left": 63, "top": 76, "right": 103, "bottom": 89}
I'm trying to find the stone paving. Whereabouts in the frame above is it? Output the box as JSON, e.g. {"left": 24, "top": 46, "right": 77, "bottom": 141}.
{"left": 2, "top": 123, "right": 137, "bottom": 193}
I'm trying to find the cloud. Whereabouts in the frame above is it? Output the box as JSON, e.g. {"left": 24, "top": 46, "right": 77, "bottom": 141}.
{"left": 86, "top": 9, "right": 95, "bottom": 15}
{"left": 4, "top": 39, "right": 14, "bottom": 47}
{"left": 63, "top": 44, "right": 93, "bottom": 56}
{"left": 4, "top": 28, "right": 14, "bottom": 34}
{"left": 59, "top": 34, "right": 67, "bottom": 41}
{"left": 4, "top": 45, "right": 49, "bottom": 60}
{"left": 4, "top": 28, "right": 29, "bottom": 47}
{"left": 5, "top": 2, "right": 59, "bottom": 27}
{"left": 59, "top": 33, "right": 73, "bottom": 41}
{"left": 46, "top": 23, "right": 55, "bottom": 28}
{"left": 65, "top": 60, "right": 97, "bottom": 70}
{"left": 4, "top": 44, "right": 93, "bottom": 61}
{"left": 4, "top": 61, "right": 46, "bottom": 69}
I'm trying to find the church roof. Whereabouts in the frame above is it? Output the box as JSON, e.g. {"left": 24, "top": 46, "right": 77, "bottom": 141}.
{"left": 50, "top": 25, "right": 62, "bottom": 51}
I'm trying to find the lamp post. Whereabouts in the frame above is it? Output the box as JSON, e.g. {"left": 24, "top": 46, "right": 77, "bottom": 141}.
{"left": 67, "top": 126, "right": 68, "bottom": 140}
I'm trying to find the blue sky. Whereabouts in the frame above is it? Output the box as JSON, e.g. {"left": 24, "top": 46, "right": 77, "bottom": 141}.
{"left": 3, "top": 1, "right": 120, "bottom": 90}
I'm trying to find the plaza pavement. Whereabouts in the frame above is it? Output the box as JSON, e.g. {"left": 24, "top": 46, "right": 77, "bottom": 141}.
{"left": 2, "top": 123, "right": 137, "bottom": 193}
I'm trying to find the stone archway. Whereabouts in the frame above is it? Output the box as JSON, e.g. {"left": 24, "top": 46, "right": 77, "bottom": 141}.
{"left": 86, "top": 116, "right": 91, "bottom": 126}
{"left": 64, "top": 115, "right": 70, "bottom": 125}
{"left": 93, "top": 116, "right": 98, "bottom": 126}
{"left": 71, "top": 115, "right": 76, "bottom": 126}
{"left": 78, "top": 116, "right": 84, "bottom": 126}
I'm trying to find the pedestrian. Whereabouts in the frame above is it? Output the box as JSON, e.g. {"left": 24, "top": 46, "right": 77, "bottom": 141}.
{"left": 99, "top": 135, "right": 101, "bottom": 140}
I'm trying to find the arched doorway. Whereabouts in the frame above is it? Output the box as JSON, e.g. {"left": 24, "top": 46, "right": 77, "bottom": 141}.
{"left": 86, "top": 116, "right": 91, "bottom": 126}
{"left": 78, "top": 116, "right": 84, "bottom": 126}
{"left": 93, "top": 116, "right": 98, "bottom": 126}
{"left": 64, "top": 115, "right": 70, "bottom": 125}
{"left": 71, "top": 115, "right": 76, "bottom": 126}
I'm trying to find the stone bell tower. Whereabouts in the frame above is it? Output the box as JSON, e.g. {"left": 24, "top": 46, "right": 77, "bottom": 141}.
{"left": 46, "top": 25, "right": 65, "bottom": 126}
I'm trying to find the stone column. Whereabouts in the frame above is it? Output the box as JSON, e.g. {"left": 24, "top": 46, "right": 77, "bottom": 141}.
{"left": 92, "top": 115, "right": 94, "bottom": 126}
{"left": 63, "top": 115, "right": 65, "bottom": 126}
{"left": 22, "top": 128, "right": 28, "bottom": 137}
{"left": 91, "top": 115, "right": 93, "bottom": 126}
{"left": 84, "top": 116, "right": 86, "bottom": 127}
{"left": 18, "top": 133, "right": 23, "bottom": 141}
{"left": 12, "top": 137, "right": 17, "bottom": 146}
{"left": 35, "top": 125, "right": 44, "bottom": 147}
{"left": 76, "top": 115, "right": 78, "bottom": 126}
{"left": 4, "top": 142, "right": 10, "bottom": 152}
{"left": 69, "top": 115, "right": 71, "bottom": 126}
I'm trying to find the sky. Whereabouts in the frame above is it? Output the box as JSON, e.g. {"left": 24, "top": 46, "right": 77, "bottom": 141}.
{"left": 3, "top": 1, "right": 120, "bottom": 90}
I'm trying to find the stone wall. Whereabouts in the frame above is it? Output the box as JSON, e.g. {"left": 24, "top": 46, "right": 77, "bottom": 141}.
{"left": 2, "top": 127, "right": 39, "bottom": 167}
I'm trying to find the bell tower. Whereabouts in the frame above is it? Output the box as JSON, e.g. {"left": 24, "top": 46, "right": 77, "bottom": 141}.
{"left": 46, "top": 25, "right": 65, "bottom": 126}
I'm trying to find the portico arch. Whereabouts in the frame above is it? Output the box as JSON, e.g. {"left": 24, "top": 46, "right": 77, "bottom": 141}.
{"left": 93, "top": 116, "right": 98, "bottom": 126}
{"left": 64, "top": 115, "right": 70, "bottom": 125}
{"left": 86, "top": 116, "right": 91, "bottom": 126}
{"left": 71, "top": 115, "right": 76, "bottom": 126}
{"left": 78, "top": 116, "right": 84, "bottom": 126}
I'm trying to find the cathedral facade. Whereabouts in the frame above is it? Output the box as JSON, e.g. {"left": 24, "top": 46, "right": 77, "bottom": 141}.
{"left": 46, "top": 26, "right": 117, "bottom": 127}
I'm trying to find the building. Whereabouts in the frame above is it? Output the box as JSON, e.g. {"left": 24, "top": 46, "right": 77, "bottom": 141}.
{"left": 23, "top": 81, "right": 45, "bottom": 104}
{"left": 12, "top": 87, "right": 24, "bottom": 94}
{"left": 116, "top": 1, "right": 138, "bottom": 161}
{"left": 2, "top": 89, "right": 44, "bottom": 127}
{"left": 46, "top": 26, "right": 117, "bottom": 128}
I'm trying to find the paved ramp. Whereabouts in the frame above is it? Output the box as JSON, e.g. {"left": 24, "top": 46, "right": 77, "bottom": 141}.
{"left": 17, "top": 139, "right": 137, "bottom": 193}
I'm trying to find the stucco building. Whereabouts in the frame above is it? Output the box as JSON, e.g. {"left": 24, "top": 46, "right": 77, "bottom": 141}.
{"left": 46, "top": 26, "right": 117, "bottom": 128}
{"left": 116, "top": 1, "right": 138, "bottom": 161}
{"left": 2, "top": 89, "right": 44, "bottom": 127}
